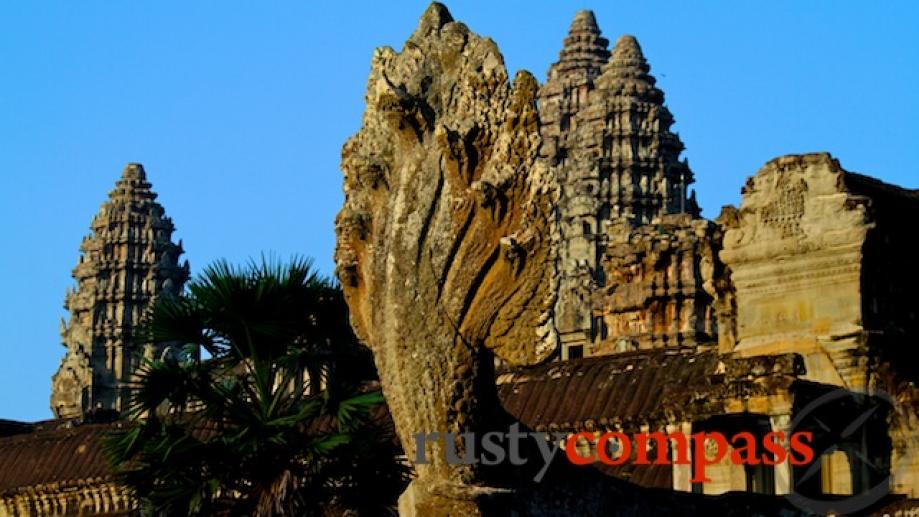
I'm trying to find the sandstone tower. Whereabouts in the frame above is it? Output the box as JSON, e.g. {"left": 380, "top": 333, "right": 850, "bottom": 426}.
{"left": 540, "top": 12, "right": 702, "bottom": 356}
{"left": 51, "top": 164, "right": 189, "bottom": 419}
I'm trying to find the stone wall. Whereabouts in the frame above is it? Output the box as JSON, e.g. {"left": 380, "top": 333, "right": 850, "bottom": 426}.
{"left": 590, "top": 214, "right": 726, "bottom": 356}
{"left": 0, "top": 481, "right": 135, "bottom": 517}
{"left": 720, "top": 154, "right": 874, "bottom": 389}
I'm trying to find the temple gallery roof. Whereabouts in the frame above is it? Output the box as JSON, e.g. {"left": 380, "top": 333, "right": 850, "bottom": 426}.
{"left": 497, "top": 348, "right": 803, "bottom": 433}
{"left": 0, "top": 350, "right": 802, "bottom": 495}
{"left": 0, "top": 409, "right": 395, "bottom": 496}
{"left": 0, "top": 419, "right": 123, "bottom": 495}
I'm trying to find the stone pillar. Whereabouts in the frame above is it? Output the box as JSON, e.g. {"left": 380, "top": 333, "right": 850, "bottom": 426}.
{"left": 889, "top": 418, "right": 919, "bottom": 497}
{"left": 670, "top": 422, "right": 693, "bottom": 492}
{"left": 770, "top": 414, "right": 793, "bottom": 495}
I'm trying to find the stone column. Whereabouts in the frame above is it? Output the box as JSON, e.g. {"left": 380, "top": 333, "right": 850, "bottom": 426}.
{"left": 670, "top": 421, "right": 693, "bottom": 492}
{"left": 770, "top": 414, "right": 793, "bottom": 494}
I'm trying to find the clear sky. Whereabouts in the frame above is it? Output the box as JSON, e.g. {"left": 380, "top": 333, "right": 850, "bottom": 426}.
{"left": 1, "top": 1, "right": 916, "bottom": 421}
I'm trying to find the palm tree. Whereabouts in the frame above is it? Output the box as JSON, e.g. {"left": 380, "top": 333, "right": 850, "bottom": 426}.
{"left": 105, "top": 257, "right": 408, "bottom": 516}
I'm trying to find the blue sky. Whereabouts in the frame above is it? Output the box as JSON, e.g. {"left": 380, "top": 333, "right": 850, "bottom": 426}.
{"left": 1, "top": 1, "right": 916, "bottom": 421}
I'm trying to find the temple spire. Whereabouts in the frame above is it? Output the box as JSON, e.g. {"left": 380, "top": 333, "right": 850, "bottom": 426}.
{"left": 588, "top": 33, "right": 693, "bottom": 224}
{"left": 609, "top": 35, "right": 649, "bottom": 71}
{"left": 546, "top": 31, "right": 700, "bottom": 354}
{"left": 122, "top": 162, "right": 146, "bottom": 180}
{"left": 546, "top": 9, "right": 610, "bottom": 82}
{"left": 571, "top": 9, "right": 598, "bottom": 30}
{"left": 51, "top": 163, "right": 189, "bottom": 419}
{"left": 539, "top": 10, "right": 611, "bottom": 157}
{"left": 596, "top": 34, "right": 661, "bottom": 102}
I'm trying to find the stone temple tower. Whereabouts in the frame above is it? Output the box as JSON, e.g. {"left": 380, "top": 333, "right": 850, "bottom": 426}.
{"left": 51, "top": 164, "right": 189, "bottom": 419}
{"left": 540, "top": 12, "right": 700, "bottom": 354}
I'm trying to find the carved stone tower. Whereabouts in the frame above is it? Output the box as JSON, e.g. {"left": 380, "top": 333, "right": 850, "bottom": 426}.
{"left": 540, "top": 12, "right": 700, "bottom": 355}
{"left": 539, "top": 10, "right": 610, "bottom": 146}
{"left": 585, "top": 34, "right": 698, "bottom": 225}
{"left": 51, "top": 164, "right": 189, "bottom": 418}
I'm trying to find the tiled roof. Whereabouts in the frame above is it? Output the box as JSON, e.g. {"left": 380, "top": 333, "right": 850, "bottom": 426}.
{"left": 0, "top": 406, "right": 396, "bottom": 495}
{"left": 495, "top": 349, "right": 802, "bottom": 489}
{"left": 843, "top": 171, "right": 919, "bottom": 205}
{"left": 497, "top": 348, "right": 801, "bottom": 432}
{"left": 0, "top": 420, "right": 122, "bottom": 494}
{"left": 0, "top": 419, "right": 33, "bottom": 438}
{"left": 0, "top": 350, "right": 802, "bottom": 495}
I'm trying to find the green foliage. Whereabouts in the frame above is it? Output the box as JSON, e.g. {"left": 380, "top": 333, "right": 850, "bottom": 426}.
{"left": 104, "top": 257, "right": 408, "bottom": 516}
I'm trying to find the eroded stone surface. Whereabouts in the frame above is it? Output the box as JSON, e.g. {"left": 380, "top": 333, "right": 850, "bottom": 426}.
{"left": 720, "top": 153, "right": 919, "bottom": 498}
{"left": 720, "top": 153, "right": 873, "bottom": 388}
{"left": 591, "top": 214, "right": 731, "bottom": 356}
{"left": 330, "top": 1, "right": 919, "bottom": 510}
{"left": 334, "top": 3, "right": 558, "bottom": 512}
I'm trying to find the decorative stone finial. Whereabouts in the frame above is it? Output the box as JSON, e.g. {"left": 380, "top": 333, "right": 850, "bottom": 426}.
{"left": 122, "top": 162, "right": 146, "bottom": 180}
{"left": 570, "top": 10, "right": 599, "bottom": 33}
